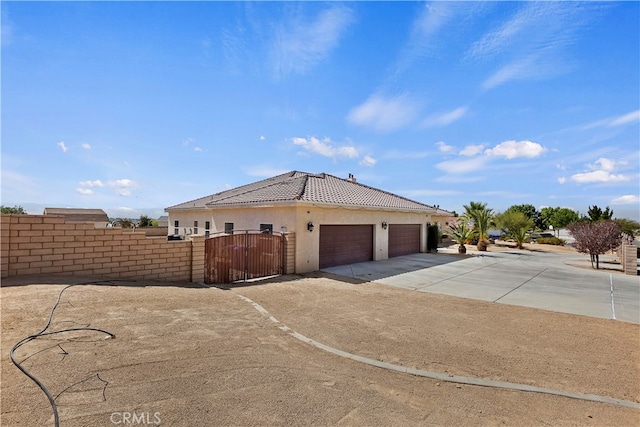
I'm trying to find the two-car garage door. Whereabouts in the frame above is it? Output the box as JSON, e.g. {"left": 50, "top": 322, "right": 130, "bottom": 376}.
{"left": 319, "top": 223, "right": 422, "bottom": 268}
{"left": 319, "top": 225, "right": 373, "bottom": 269}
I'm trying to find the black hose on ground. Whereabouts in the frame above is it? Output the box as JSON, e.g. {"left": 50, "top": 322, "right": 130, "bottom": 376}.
{"left": 9, "top": 282, "right": 116, "bottom": 427}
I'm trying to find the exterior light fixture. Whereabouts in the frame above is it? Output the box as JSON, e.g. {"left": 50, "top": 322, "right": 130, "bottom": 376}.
{"left": 381, "top": 222, "right": 388, "bottom": 229}
{"left": 307, "top": 221, "right": 314, "bottom": 232}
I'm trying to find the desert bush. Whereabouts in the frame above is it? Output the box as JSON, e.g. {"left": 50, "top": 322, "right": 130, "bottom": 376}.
{"left": 536, "top": 237, "right": 566, "bottom": 246}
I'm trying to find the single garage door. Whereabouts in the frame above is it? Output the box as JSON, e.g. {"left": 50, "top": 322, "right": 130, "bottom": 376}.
{"left": 388, "top": 224, "right": 420, "bottom": 257}
{"left": 319, "top": 225, "right": 373, "bottom": 269}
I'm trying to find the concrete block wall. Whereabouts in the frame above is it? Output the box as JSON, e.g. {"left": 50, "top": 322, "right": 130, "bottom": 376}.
{"left": 1, "top": 214, "right": 205, "bottom": 282}
{"left": 619, "top": 242, "right": 638, "bottom": 276}
{"left": 283, "top": 232, "right": 296, "bottom": 275}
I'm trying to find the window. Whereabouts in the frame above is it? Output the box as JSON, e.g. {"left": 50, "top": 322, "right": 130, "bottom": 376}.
{"left": 174, "top": 220, "right": 179, "bottom": 235}
{"left": 260, "top": 223, "right": 273, "bottom": 234}
{"left": 194, "top": 220, "right": 198, "bottom": 235}
{"left": 205, "top": 221, "right": 210, "bottom": 237}
{"left": 224, "top": 222, "right": 234, "bottom": 234}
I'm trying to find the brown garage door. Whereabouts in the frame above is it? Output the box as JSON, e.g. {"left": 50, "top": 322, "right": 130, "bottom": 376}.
{"left": 389, "top": 224, "right": 420, "bottom": 257}
{"left": 319, "top": 225, "right": 373, "bottom": 269}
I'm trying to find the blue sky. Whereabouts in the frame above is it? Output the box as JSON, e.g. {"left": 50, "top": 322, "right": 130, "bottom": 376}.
{"left": 2, "top": 1, "right": 639, "bottom": 221}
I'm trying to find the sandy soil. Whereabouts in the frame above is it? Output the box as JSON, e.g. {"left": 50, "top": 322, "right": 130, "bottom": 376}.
{"left": 1, "top": 272, "right": 638, "bottom": 426}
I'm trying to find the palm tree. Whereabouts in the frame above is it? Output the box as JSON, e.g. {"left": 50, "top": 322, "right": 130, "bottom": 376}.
{"left": 111, "top": 218, "right": 134, "bottom": 228}
{"left": 463, "top": 201, "right": 494, "bottom": 251}
{"left": 449, "top": 222, "right": 474, "bottom": 254}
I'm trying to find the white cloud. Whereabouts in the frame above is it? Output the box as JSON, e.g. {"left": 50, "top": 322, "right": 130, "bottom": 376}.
{"left": 590, "top": 157, "right": 617, "bottom": 172}
{"left": 194, "top": 146, "right": 203, "bottom": 152}
{"left": 557, "top": 177, "right": 567, "bottom": 184}
{"left": 436, "top": 141, "right": 455, "bottom": 153}
{"left": 57, "top": 141, "right": 68, "bottom": 153}
{"left": 76, "top": 188, "right": 94, "bottom": 195}
{"left": 359, "top": 155, "right": 377, "bottom": 167}
{"left": 436, "top": 156, "right": 489, "bottom": 174}
{"left": 570, "top": 156, "right": 631, "bottom": 184}
{"left": 81, "top": 143, "right": 91, "bottom": 150}
{"left": 292, "top": 136, "right": 358, "bottom": 159}
{"left": 259, "top": 135, "right": 266, "bottom": 141}
{"left": 79, "top": 180, "right": 104, "bottom": 187}
{"left": 485, "top": 140, "right": 546, "bottom": 159}
{"left": 570, "top": 170, "right": 629, "bottom": 184}
{"left": 347, "top": 94, "right": 421, "bottom": 132}
{"left": 423, "top": 107, "right": 468, "bottom": 127}
{"left": 611, "top": 195, "right": 640, "bottom": 205}
{"left": 459, "top": 144, "right": 486, "bottom": 157}
{"left": 271, "top": 4, "right": 354, "bottom": 79}
{"left": 78, "top": 178, "right": 140, "bottom": 196}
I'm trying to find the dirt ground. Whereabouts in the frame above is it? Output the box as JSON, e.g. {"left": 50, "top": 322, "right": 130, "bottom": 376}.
{"left": 2, "top": 263, "right": 639, "bottom": 426}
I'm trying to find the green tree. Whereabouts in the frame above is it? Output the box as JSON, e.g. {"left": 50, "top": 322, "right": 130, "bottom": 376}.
{"left": 585, "top": 205, "right": 613, "bottom": 222}
{"left": 139, "top": 215, "right": 153, "bottom": 227}
{"left": 495, "top": 211, "right": 534, "bottom": 249}
{"left": 463, "top": 201, "right": 494, "bottom": 251}
{"left": 614, "top": 218, "right": 640, "bottom": 238}
{"left": 505, "top": 204, "right": 542, "bottom": 230}
{"left": 540, "top": 207, "right": 579, "bottom": 235}
{"left": 1, "top": 205, "right": 27, "bottom": 214}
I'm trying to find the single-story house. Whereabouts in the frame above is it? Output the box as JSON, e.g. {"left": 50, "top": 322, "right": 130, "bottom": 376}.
{"left": 157, "top": 215, "right": 169, "bottom": 227}
{"left": 43, "top": 207, "right": 110, "bottom": 228}
{"left": 165, "top": 171, "right": 453, "bottom": 274}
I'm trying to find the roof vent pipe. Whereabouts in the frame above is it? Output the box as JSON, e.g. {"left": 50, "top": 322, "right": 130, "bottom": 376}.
{"left": 347, "top": 173, "right": 356, "bottom": 183}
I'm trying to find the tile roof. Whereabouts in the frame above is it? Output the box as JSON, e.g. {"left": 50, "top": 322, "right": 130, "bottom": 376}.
{"left": 165, "top": 171, "right": 451, "bottom": 214}
{"left": 43, "top": 207, "right": 109, "bottom": 222}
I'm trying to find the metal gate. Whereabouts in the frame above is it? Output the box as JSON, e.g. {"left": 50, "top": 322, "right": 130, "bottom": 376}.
{"left": 205, "top": 231, "right": 283, "bottom": 284}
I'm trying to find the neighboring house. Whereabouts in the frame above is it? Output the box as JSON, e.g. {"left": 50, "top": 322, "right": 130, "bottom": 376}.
{"left": 165, "top": 171, "right": 453, "bottom": 274}
{"left": 157, "top": 215, "right": 169, "bottom": 227}
{"left": 43, "top": 207, "right": 110, "bottom": 228}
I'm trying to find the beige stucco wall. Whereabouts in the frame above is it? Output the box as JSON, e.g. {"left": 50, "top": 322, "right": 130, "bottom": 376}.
{"left": 167, "top": 206, "right": 297, "bottom": 237}
{"left": 168, "top": 203, "right": 451, "bottom": 274}
{"left": 294, "top": 204, "right": 450, "bottom": 273}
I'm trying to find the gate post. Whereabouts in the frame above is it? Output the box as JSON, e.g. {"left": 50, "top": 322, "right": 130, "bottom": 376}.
{"left": 190, "top": 235, "right": 205, "bottom": 283}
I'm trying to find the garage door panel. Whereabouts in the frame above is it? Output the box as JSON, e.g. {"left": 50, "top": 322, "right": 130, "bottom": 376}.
{"left": 319, "top": 225, "right": 373, "bottom": 269}
{"left": 389, "top": 224, "right": 420, "bottom": 257}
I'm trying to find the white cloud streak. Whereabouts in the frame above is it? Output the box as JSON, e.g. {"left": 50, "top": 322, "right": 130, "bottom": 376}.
{"left": 436, "top": 141, "right": 455, "bottom": 154}
{"left": 359, "top": 155, "right": 377, "bottom": 167}
{"left": 459, "top": 144, "right": 486, "bottom": 157}
{"left": 78, "top": 178, "right": 140, "bottom": 196}
{"left": 347, "top": 93, "right": 421, "bottom": 132}
{"left": 57, "top": 141, "right": 68, "bottom": 153}
{"left": 470, "top": 2, "right": 599, "bottom": 89}
{"left": 292, "top": 136, "right": 358, "bottom": 159}
{"left": 422, "top": 107, "right": 468, "bottom": 127}
{"left": 271, "top": 5, "right": 354, "bottom": 79}
{"left": 580, "top": 109, "right": 640, "bottom": 130}
{"left": 611, "top": 195, "right": 640, "bottom": 205}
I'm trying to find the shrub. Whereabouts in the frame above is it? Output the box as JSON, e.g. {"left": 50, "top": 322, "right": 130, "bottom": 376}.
{"left": 536, "top": 237, "right": 565, "bottom": 246}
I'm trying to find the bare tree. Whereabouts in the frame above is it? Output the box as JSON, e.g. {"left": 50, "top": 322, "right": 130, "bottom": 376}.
{"left": 567, "top": 220, "right": 621, "bottom": 269}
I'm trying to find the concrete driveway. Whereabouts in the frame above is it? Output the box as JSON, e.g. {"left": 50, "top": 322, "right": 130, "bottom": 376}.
{"left": 322, "top": 249, "right": 640, "bottom": 324}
